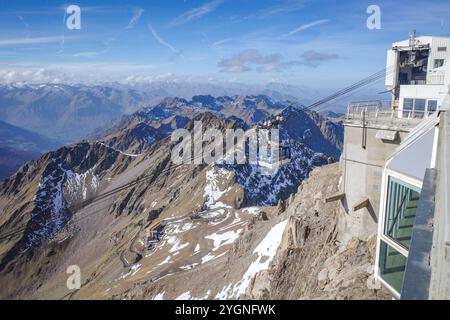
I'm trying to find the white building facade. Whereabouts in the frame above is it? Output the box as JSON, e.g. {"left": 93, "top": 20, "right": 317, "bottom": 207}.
{"left": 385, "top": 35, "right": 450, "bottom": 117}
{"left": 374, "top": 35, "right": 450, "bottom": 298}
{"left": 343, "top": 34, "right": 450, "bottom": 299}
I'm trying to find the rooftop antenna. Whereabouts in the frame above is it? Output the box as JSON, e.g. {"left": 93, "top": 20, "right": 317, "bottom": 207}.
{"left": 408, "top": 30, "right": 417, "bottom": 65}
{"left": 409, "top": 29, "right": 417, "bottom": 48}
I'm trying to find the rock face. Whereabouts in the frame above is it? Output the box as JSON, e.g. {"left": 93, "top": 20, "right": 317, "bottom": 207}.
{"left": 0, "top": 95, "right": 386, "bottom": 300}
{"left": 91, "top": 95, "right": 292, "bottom": 155}
{"left": 243, "top": 163, "right": 391, "bottom": 300}
{"left": 278, "top": 106, "right": 343, "bottom": 159}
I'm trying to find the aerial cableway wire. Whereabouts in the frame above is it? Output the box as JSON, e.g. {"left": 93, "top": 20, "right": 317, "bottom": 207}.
{"left": 305, "top": 66, "right": 392, "bottom": 110}
{"left": 305, "top": 65, "right": 395, "bottom": 112}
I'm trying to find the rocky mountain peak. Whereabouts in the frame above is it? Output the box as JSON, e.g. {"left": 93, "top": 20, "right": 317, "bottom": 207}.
{"left": 0, "top": 95, "right": 348, "bottom": 300}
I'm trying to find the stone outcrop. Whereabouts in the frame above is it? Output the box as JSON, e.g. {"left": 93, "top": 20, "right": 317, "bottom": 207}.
{"left": 245, "top": 163, "right": 391, "bottom": 300}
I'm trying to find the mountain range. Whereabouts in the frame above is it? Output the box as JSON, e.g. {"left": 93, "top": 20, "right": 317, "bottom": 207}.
{"left": 0, "top": 94, "right": 352, "bottom": 299}
{"left": 0, "top": 81, "right": 378, "bottom": 145}
{"left": 0, "top": 90, "right": 292, "bottom": 179}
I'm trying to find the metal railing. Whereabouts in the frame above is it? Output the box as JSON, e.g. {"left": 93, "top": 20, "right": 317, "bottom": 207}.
{"left": 347, "top": 100, "right": 392, "bottom": 109}
{"left": 345, "top": 101, "right": 435, "bottom": 127}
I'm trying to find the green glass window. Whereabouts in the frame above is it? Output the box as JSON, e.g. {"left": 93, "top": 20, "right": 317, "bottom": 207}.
{"left": 384, "top": 177, "right": 420, "bottom": 249}
{"left": 379, "top": 176, "right": 421, "bottom": 295}
{"left": 379, "top": 241, "right": 407, "bottom": 294}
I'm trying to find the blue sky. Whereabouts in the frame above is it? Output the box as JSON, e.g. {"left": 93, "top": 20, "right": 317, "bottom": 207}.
{"left": 0, "top": 0, "right": 449, "bottom": 88}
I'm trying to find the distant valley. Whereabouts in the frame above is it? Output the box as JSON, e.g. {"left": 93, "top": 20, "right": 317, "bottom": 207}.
{"left": 0, "top": 120, "right": 61, "bottom": 179}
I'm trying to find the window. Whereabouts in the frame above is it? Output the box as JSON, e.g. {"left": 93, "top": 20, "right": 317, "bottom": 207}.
{"left": 379, "top": 241, "right": 407, "bottom": 294}
{"left": 403, "top": 98, "right": 413, "bottom": 117}
{"left": 437, "top": 46, "right": 447, "bottom": 52}
{"left": 414, "top": 99, "right": 426, "bottom": 118}
{"left": 403, "top": 98, "right": 434, "bottom": 118}
{"left": 384, "top": 177, "right": 420, "bottom": 249}
{"left": 427, "top": 100, "right": 438, "bottom": 113}
{"left": 378, "top": 176, "right": 421, "bottom": 295}
{"left": 434, "top": 59, "right": 444, "bottom": 68}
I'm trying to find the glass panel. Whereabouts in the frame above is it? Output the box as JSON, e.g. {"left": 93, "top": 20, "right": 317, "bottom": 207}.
{"left": 414, "top": 99, "right": 425, "bottom": 118}
{"left": 427, "top": 100, "right": 437, "bottom": 113}
{"left": 384, "top": 176, "right": 420, "bottom": 249}
{"left": 379, "top": 240, "right": 407, "bottom": 294}
{"left": 403, "top": 98, "right": 413, "bottom": 118}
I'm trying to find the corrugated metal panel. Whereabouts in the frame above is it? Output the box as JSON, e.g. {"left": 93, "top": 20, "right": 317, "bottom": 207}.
{"left": 430, "top": 38, "right": 450, "bottom": 66}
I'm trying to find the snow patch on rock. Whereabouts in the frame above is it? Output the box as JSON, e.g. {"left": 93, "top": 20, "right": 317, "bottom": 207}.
{"left": 204, "top": 167, "right": 232, "bottom": 209}
{"left": 216, "top": 220, "right": 288, "bottom": 299}
{"left": 206, "top": 229, "right": 242, "bottom": 252}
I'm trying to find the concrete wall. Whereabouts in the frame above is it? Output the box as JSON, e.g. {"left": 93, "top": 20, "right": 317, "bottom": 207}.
{"left": 429, "top": 110, "right": 450, "bottom": 299}
{"left": 338, "top": 124, "right": 410, "bottom": 241}
{"left": 401, "top": 169, "right": 436, "bottom": 300}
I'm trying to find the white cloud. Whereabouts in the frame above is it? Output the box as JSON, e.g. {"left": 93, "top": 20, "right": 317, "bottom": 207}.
{"left": 297, "top": 50, "right": 339, "bottom": 67}
{"left": 218, "top": 48, "right": 339, "bottom": 73}
{"left": 148, "top": 24, "right": 181, "bottom": 55}
{"left": 72, "top": 50, "right": 108, "bottom": 58}
{"left": 126, "top": 8, "right": 144, "bottom": 29}
{"left": 288, "top": 19, "right": 329, "bottom": 35}
{"left": 0, "top": 63, "right": 159, "bottom": 84}
{"left": 234, "top": 0, "right": 307, "bottom": 21}
{"left": 0, "top": 68, "right": 64, "bottom": 83}
{"left": 0, "top": 36, "right": 77, "bottom": 46}
{"left": 124, "top": 73, "right": 175, "bottom": 83}
{"left": 168, "top": 0, "right": 223, "bottom": 27}
{"left": 17, "top": 15, "right": 30, "bottom": 29}
{"left": 212, "top": 38, "right": 233, "bottom": 47}
{"left": 218, "top": 49, "right": 284, "bottom": 73}
{"left": 72, "top": 9, "right": 144, "bottom": 59}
